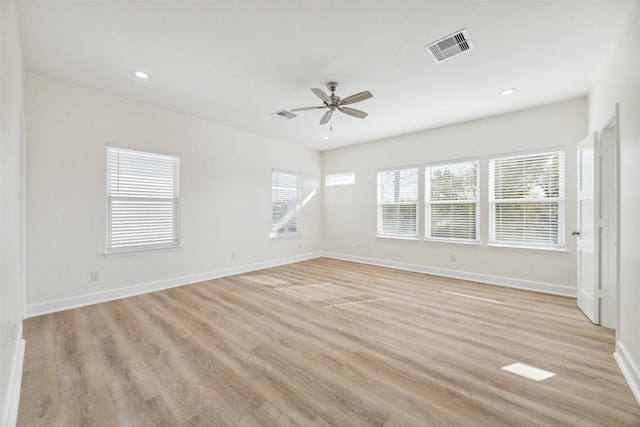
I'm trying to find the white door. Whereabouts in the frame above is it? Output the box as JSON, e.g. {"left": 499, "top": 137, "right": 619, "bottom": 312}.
{"left": 599, "top": 127, "right": 616, "bottom": 329}
{"left": 576, "top": 132, "right": 600, "bottom": 324}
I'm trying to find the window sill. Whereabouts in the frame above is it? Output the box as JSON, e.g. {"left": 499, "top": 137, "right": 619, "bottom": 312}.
{"left": 103, "top": 245, "right": 182, "bottom": 257}
{"left": 487, "top": 243, "right": 568, "bottom": 254}
{"left": 377, "top": 235, "right": 420, "bottom": 242}
{"left": 270, "top": 233, "right": 303, "bottom": 240}
{"left": 424, "top": 238, "right": 481, "bottom": 247}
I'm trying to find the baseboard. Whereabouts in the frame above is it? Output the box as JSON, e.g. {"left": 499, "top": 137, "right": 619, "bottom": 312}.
{"left": 1, "top": 338, "right": 25, "bottom": 427}
{"left": 26, "top": 252, "right": 323, "bottom": 317}
{"left": 614, "top": 341, "right": 640, "bottom": 406}
{"left": 322, "top": 252, "right": 577, "bottom": 297}
{"left": 25, "top": 250, "right": 576, "bottom": 316}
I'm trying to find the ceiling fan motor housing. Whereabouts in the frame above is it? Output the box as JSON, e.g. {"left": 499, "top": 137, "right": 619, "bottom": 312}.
{"left": 327, "top": 82, "right": 339, "bottom": 108}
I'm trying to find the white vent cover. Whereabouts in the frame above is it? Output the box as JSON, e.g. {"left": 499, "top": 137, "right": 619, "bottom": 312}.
{"left": 271, "top": 110, "right": 298, "bottom": 120}
{"left": 425, "top": 29, "right": 473, "bottom": 63}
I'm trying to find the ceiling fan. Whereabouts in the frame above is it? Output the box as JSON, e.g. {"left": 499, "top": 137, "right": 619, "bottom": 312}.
{"left": 291, "top": 82, "right": 373, "bottom": 125}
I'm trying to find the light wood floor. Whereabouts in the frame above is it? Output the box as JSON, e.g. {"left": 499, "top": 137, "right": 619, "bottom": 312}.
{"left": 18, "top": 258, "right": 640, "bottom": 426}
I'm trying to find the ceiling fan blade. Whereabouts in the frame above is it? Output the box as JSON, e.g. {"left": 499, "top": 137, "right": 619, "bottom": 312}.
{"left": 290, "top": 106, "right": 325, "bottom": 112}
{"left": 337, "top": 106, "right": 368, "bottom": 119}
{"left": 339, "top": 91, "right": 373, "bottom": 106}
{"left": 320, "top": 110, "right": 333, "bottom": 125}
{"left": 311, "top": 88, "right": 331, "bottom": 103}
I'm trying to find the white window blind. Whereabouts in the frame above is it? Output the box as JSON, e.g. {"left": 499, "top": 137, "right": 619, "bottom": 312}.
{"left": 271, "top": 169, "right": 302, "bottom": 238}
{"left": 425, "top": 160, "right": 479, "bottom": 241}
{"left": 377, "top": 167, "right": 419, "bottom": 238}
{"left": 489, "top": 150, "right": 565, "bottom": 248}
{"left": 107, "top": 146, "right": 181, "bottom": 253}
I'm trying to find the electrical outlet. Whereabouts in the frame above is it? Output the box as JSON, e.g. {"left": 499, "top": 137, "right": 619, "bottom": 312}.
{"left": 357, "top": 244, "right": 361, "bottom": 250}
{"left": 450, "top": 254, "right": 456, "bottom": 262}
{"left": 298, "top": 243, "right": 303, "bottom": 249}
{"left": 231, "top": 252, "right": 237, "bottom": 259}
{"left": 90, "top": 271, "right": 99, "bottom": 281}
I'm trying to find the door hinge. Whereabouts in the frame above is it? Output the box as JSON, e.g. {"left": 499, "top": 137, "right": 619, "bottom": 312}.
{"left": 596, "top": 289, "right": 606, "bottom": 299}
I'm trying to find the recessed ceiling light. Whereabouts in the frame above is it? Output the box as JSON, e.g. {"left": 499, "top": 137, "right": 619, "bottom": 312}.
{"left": 500, "top": 88, "right": 517, "bottom": 96}
{"left": 132, "top": 70, "right": 150, "bottom": 80}
{"left": 323, "top": 136, "right": 329, "bottom": 140}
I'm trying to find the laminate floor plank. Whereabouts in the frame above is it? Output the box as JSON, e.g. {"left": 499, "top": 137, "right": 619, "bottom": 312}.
{"left": 17, "top": 258, "right": 640, "bottom": 426}
{"left": 19, "top": 315, "right": 59, "bottom": 427}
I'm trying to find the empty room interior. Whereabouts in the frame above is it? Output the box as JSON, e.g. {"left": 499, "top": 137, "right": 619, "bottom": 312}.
{"left": 2, "top": 1, "right": 640, "bottom": 426}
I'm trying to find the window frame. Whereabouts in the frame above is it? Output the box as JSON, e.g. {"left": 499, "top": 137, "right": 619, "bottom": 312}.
{"left": 489, "top": 148, "right": 566, "bottom": 250}
{"left": 425, "top": 159, "right": 480, "bottom": 243}
{"left": 271, "top": 168, "right": 303, "bottom": 238}
{"left": 376, "top": 165, "right": 420, "bottom": 239}
{"left": 325, "top": 172, "right": 356, "bottom": 187}
{"left": 106, "top": 144, "right": 181, "bottom": 254}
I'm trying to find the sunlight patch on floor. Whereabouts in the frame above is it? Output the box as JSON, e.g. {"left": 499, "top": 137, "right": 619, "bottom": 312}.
{"left": 324, "top": 297, "right": 389, "bottom": 309}
{"left": 239, "top": 274, "right": 291, "bottom": 286}
{"left": 274, "top": 283, "right": 361, "bottom": 301}
{"left": 441, "top": 290, "right": 503, "bottom": 304}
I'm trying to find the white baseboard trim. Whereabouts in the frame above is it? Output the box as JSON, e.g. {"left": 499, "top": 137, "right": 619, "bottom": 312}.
{"left": 322, "top": 252, "right": 577, "bottom": 297}
{"left": 614, "top": 341, "right": 640, "bottom": 406}
{"left": 25, "top": 250, "right": 576, "bottom": 317}
{"left": 26, "top": 252, "right": 323, "bottom": 318}
{"left": 1, "top": 338, "right": 25, "bottom": 427}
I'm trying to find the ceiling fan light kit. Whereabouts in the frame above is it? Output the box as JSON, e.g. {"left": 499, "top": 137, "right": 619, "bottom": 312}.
{"left": 291, "top": 81, "right": 373, "bottom": 126}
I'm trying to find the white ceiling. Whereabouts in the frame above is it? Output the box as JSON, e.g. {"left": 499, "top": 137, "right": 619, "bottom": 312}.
{"left": 17, "top": 1, "right": 631, "bottom": 151}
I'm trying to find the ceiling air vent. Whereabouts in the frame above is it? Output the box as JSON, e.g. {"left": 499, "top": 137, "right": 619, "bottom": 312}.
{"left": 271, "top": 109, "right": 298, "bottom": 120}
{"left": 425, "top": 29, "right": 473, "bottom": 63}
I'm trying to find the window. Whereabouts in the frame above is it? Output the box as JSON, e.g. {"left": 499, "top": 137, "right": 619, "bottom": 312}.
{"left": 106, "top": 145, "right": 181, "bottom": 253}
{"left": 325, "top": 172, "right": 355, "bottom": 187}
{"left": 377, "top": 166, "right": 419, "bottom": 238}
{"left": 425, "top": 160, "right": 479, "bottom": 241}
{"left": 489, "top": 150, "right": 565, "bottom": 248}
{"left": 271, "top": 169, "right": 302, "bottom": 238}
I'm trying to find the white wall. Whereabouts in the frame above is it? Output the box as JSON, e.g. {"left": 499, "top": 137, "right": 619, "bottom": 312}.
{"left": 322, "top": 98, "right": 586, "bottom": 295}
{"left": 25, "top": 73, "right": 322, "bottom": 315}
{"left": 0, "top": 1, "right": 26, "bottom": 425}
{"left": 589, "top": 0, "right": 640, "bottom": 404}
